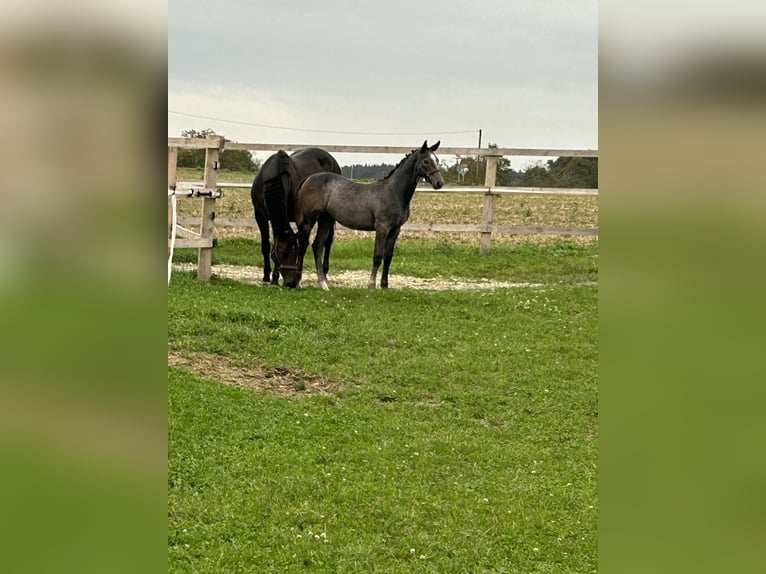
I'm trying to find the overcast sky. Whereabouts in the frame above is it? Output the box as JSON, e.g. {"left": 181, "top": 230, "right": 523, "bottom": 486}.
{"left": 168, "top": 0, "right": 598, "bottom": 167}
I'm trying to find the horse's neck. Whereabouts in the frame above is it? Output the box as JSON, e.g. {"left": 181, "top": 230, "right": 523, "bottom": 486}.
{"left": 386, "top": 155, "right": 419, "bottom": 204}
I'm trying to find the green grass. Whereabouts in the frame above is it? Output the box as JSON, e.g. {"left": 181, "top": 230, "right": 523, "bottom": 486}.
{"left": 172, "top": 237, "right": 598, "bottom": 284}
{"left": 168, "top": 266, "right": 598, "bottom": 572}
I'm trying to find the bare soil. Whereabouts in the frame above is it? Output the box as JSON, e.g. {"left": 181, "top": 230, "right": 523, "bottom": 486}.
{"left": 168, "top": 349, "right": 343, "bottom": 396}
{"left": 171, "top": 262, "right": 596, "bottom": 291}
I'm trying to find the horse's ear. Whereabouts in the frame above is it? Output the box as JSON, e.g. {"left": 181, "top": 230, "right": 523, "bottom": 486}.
{"left": 421, "top": 140, "right": 428, "bottom": 151}
{"left": 430, "top": 140, "right": 440, "bottom": 152}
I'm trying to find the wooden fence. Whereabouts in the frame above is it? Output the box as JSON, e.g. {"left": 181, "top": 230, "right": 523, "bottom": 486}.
{"left": 168, "top": 136, "right": 598, "bottom": 281}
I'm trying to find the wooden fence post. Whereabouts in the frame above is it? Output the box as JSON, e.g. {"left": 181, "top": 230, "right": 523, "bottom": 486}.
{"left": 480, "top": 152, "right": 499, "bottom": 253}
{"left": 168, "top": 146, "right": 178, "bottom": 257}
{"left": 197, "top": 135, "right": 225, "bottom": 281}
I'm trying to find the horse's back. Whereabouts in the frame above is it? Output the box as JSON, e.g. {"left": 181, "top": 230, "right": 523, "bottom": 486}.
{"left": 292, "top": 148, "right": 341, "bottom": 179}
{"left": 299, "top": 172, "right": 342, "bottom": 200}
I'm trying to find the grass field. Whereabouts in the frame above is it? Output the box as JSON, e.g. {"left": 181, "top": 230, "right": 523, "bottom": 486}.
{"left": 168, "top": 236, "right": 598, "bottom": 572}
{"left": 172, "top": 237, "right": 598, "bottom": 285}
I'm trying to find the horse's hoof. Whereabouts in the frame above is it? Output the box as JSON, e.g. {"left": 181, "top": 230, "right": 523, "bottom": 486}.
{"left": 317, "top": 280, "right": 330, "bottom": 291}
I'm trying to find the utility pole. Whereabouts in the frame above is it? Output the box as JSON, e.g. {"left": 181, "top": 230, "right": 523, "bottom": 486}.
{"left": 476, "top": 128, "right": 482, "bottom": 185}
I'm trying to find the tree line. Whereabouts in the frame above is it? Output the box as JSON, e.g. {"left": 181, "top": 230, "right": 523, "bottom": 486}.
{"left": 176, "top": 129, "right": 596, "bottom": 188}
{"left": 343, "top": 155, "right": 597, "bottom": 188}
{"left": 176, "top": 129, "right": 260, "bottom": 172}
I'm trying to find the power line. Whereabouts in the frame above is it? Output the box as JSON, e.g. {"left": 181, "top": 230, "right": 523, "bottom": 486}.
{"left": 168, "top": 110, "right": 478, "bottom": 137}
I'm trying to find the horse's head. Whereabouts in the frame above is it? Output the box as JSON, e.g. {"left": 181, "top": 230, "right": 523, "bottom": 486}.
{"left": 417, "top": 140, "right": 444, "bottom": 190}
{"left": 271, "top": 229, "right": 302, "bottom": 288}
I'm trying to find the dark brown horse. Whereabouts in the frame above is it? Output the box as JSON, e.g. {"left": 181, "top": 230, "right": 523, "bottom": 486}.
{"left": 250, "top": 148, "right": 340, "bottom": 287}
{"left": 294, "top": 141, "right": 443, "bottom": 290}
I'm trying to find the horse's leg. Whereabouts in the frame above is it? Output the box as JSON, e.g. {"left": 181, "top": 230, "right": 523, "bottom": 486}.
{"left": 255, "top": 214, "right": 272, "bottom": 283}
{"left": 322, "top": 220, "right": 335, "bottom": 277}
{"left": 312, "top": 219, "right": 333, "bottom": 290}
{"left": 296, "top": 218, "right": 313, "bottom": 285}
{"left": 380, "top": 226, "right": 402, "bottom": 289}
{"left": 368, "top": 227, "right": 388, "bottom": 289}
{"left": 298, "top": 223, "right": 311, "bottom": 262}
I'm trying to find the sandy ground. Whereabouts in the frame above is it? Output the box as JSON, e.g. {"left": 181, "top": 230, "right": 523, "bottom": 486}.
{"left": 172, "top": 262, "right": 596, "bottom": 291}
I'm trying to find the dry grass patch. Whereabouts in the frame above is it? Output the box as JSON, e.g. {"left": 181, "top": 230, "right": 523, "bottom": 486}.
{"left": 174, "top": 185, "right": 598, "bottom": 245}
{"left": 168, "top": 350, "right": 343, "bottom": 396}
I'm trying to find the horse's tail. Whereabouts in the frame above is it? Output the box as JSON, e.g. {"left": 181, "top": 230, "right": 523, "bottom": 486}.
{"left": 264, "top": 150, "right": 293, "bottom": 236}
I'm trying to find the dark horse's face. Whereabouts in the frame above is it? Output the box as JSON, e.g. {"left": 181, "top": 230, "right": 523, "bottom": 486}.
{"left": 272, "top": 230, "right": 302, "bottom": 288}
{"left": 417, "top": 140, "right": 444, "bottom": 190}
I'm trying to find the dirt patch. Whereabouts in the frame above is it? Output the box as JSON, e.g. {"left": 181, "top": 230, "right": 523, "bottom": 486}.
{"left": 172, "top": 263, "right": 595, "bottom": 291}
{"left": 168, "top": 350, "right": 342, "bottom": 396}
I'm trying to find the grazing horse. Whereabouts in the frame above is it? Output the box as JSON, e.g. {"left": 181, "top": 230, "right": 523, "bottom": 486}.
{"left": 251, "top": 148, "right": 341, "bottom": 287}
{"left": 295, "top": 140, "right": 443, "bottom": 290}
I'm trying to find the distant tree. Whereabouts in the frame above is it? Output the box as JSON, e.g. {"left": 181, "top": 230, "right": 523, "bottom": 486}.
{"left": 519, "top": 163, "right": 556, "bottom": 187}
{"left": 546, "top": 157, "right": 598, "bottom": 188}
{"left": 494, "top": 156, "right": 513, "bottom": 186}
{"left": 440, "top": 161, "right": 462, "bottom": 186}
{"left": 220, "top": 149, "right": 257, "bottom": 172}
{"left": 446, "top": 156, "right": 485, "bottom": 186}
{"left": 181, "top": 128, "right": 215, "bottom": 139}
{"left": 176, "top": 128, "right": 258, "bottom": 172}
{"left": 176, "top": 128, "right": 209, "bottom": 168}
{"left": 318, "top": 152, "right": 597, "bottom": 188}
{"left": 341, "top": 163, "right": 395, "bottom": 180}
{"left": 516, "top": 157, "right": 597, "bottom": 188}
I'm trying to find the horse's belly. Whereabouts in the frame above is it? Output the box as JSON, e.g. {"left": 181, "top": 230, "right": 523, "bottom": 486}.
{"left": 335, "top": 215, "right": 375, "bottom": 231}
{"left": 327, "top": 196, "right": 375, "bottom": 231}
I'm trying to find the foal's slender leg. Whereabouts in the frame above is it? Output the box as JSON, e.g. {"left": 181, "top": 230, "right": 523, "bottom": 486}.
{"left": 313, "top": 219, "right": 333, "bottom": 290}
{"left": 322, "top": 222, "right": 335, "bottom": 277}
{"left": 368, "top": 227, "right": 388, "bottom": 289}
{"left": 297, "top": 220, "right": 312, "bottom": 261}
{"left": 380, "top": 226, "right": 402, "bottom": 289}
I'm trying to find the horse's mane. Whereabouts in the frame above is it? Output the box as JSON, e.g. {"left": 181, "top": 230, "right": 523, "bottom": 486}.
{"left": 381, "top": 148, "right": 418, "bottom": 181}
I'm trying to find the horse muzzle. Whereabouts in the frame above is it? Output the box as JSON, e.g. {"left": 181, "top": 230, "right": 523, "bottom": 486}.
{"left": 428, "top": 174, "right": 444, "bottom": 190}
{"left": 422, "top": 168, "right": 444, "bottom": 190}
